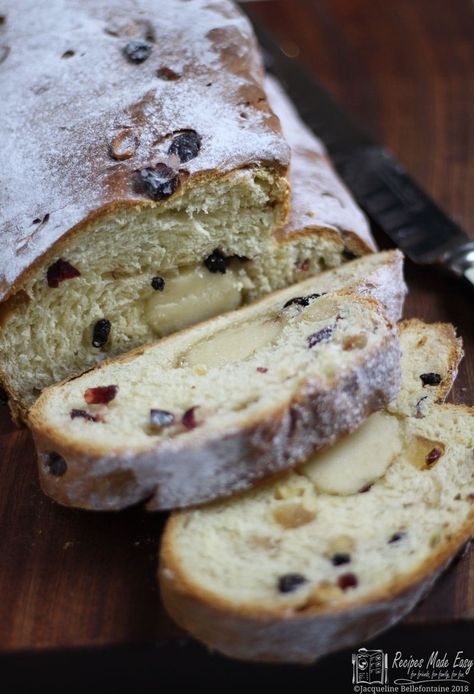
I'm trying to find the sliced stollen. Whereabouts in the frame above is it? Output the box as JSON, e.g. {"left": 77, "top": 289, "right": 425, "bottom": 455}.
{"left": 0, "top": 2, "right": 374, "bottom": 423}
{"left": 159, "top": 320, "right": 473, "bottom": 664}
{"left": 29, "top": 265, "right": 402, "bottom": 511}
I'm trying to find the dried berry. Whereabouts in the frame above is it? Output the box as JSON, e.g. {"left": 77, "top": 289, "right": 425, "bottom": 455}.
{"left": 139, "top": 163, "right": 179, "bottom": 200}
{"left": 70, "top": 409, "right": 100, "bottom": 423}
{"left": 283, "top": 293, "right": 320, "bottom": 309}
{"left": 388, "top": 531, "right": 406, "bottom": 544}
{"left": 337, "top": 573, "right": 358, "bottom": 591}
{"left": 342, "top": 248, "right": 357, "bottom": 261}
{"left": 124, "top": 39, "right": 152, "bottom": 63}
{"left": 92, "top": 319, "right": 111, "bottom": 348}
{"left": 45, "top": 452, "right": 67, "bottom": 477}
{"left": 156, "top": 66, "right": 181, "bottom": 81}
{"left": 296, "top": 259, "right": 310, "bottom": 271}
{"left": 84, "top": 385, "right": 118, "bottom": 405}
{"left": 307, "top": 325, "right": 333, "bottom": 348}
{"left": 358, "top": 483, "right": 373, "bottom": 493}
{"left": 204, "top": 250, "right": 228, "bottom": 274}
{"left": 47, "top": 259, "right": 81, "bottom": 288}
{"left": 277, "top": 573, "right": 307, "bottom": 593}
{"left": 150, "top": 409, "right": 175, "bottom": 429}
{"left": 182, "top": 406, "right": 200, "bottom": 430}
{"left": 426, "top": 447, "right": 443, "bottom": 465}
{"left": 151, "top": 276, "right": 165, "bottom": 291}
{"left": 256, "top": 367, "right": 268, "bottom": 373}
{"left": 168, "top": 131, "right": 202, "bottom": 163}
{"left": 331, "top": 553, "right": 351, "bottom": 566}
{"left": 420, "top": 372, "right": 442, "bottom": 386}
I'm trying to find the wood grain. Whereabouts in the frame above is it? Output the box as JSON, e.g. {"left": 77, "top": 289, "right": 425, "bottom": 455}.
{"left": 0, "top": 0, "right": 473, "bottom": 650}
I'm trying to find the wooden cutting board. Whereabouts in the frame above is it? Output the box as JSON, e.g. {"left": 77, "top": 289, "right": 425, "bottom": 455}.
{"left": 0, "top": 0, "right": 473, "bottom": 651}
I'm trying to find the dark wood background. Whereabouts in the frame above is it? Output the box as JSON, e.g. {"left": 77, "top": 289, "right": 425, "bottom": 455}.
{"left": 0, "top": 0, "right": 473, "bottom": 655}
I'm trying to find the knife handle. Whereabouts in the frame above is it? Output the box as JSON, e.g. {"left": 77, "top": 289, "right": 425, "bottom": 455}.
{"left": 442, "top": 241, "right": 474, "bottom": 289}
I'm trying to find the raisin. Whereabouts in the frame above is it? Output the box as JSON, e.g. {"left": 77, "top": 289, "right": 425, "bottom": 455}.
{"left": 331, "top": 553, "right": 351, "bottom": 566}
{"left": 204, "top": 250, "right": 227, "bottom": 274}
{"left": 420, "top": 372, "right": 442, "bottom": 386}
{"left": 168, "top": 131, "right": 202, "bottom": 163}
{"left": 283, "top": 293, "right": 320, "bottom": 309}
{"left": 70, "top": 409, "right": 100, "bottom": 422}
{"left": 277, "top": 573, "right": 307, "bottom": 593}
{"left": 342, "top": 248, "right": 358, "bottom": 261}
{"left": 139, "top": 164, "right": 179, "bottom": 200}
{"left": 389, "top": 531, "right": 406, "bottom": 543}
{"left": 45, "top": 452, "right": 67, "bottom": 477}
{"left": 256, "top": 367, "right": 268, "bottom": 373}
{"left": 151, "top": 276, "right": 165, "bottom": 291}
{"left": 84, "top": 385, "right": 118, "bottom": 405}
{"left": 150, "top": 409, "right": 175, "bottom": 429}
{"left": 47, "top": 259, "right": 81, "bottom": 287}
{"left": 92, "top": 319, "right": 111, "bottom": 348}
{"left": 156, "top": 66, "right": 181, "bottom": 81}
{"left": 426, "top": 447, "right": 443, "bottom": 465}
{"left": 337, "top": 573, "right": 358, "bottom": 590}
{"left": 307, "top": 325, "right": 333, "bottom": 348}
{"left": 182, "top": 407, "right": 200, "bottom": 430}
{"left": 358, "top": 483, "right": 373, "bottom": 493}
{"left": 124, "top": 39, "right": 152, "bottom": 63}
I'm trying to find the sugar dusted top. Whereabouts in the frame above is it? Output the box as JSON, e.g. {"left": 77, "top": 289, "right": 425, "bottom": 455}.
{"left": 0, "top": 0, "right": 289, "bottom": 300}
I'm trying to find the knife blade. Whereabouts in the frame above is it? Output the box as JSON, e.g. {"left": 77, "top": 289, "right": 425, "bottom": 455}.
{"left": 250, "top": 18, "right": 474, "bottom": 287}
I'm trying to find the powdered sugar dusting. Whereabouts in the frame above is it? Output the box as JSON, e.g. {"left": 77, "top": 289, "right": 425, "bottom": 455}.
{"left": 265, "top": 76, "right": 374, "bottom": 251}
{"left": 0, "top": 0, "right": 289, "bottom": 300}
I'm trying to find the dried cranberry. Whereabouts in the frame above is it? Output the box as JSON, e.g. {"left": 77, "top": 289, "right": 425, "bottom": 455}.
{"left": 139, "top": 164, "right": 179, "bottom": 200}
{"left": 151, "top": 276, "right": 165, "bottom": 291}
{"left": 84, "top": 385, "right": 118, "bottom": 405}
{"left": 307, "top": 325, "right": 333, "bottom": 348}
{"left": 331, "top": 553, "right": 351, "bottom": 566}
{"left": 389, "top": 531, "right": 406, "bottom": 543}
{"left": 45, "top": 452, "right": 67, "bottom": 477}
{"left": 420, "top": 372, "right": 442, "bottom": 386}
{"left": 70, "top": 409, "right": 100, "bottom": 422}
{"left": 426, "top": 447, "right": 443, "bottom": 465}
{"left": 256, "top": 367, "right": 268, "bottom": 373}
{"left": 124, "top": 39, "right": 152, "bottom": 63}
{"left": 358, "top": 483, "right": 373, "bottom": 493}
{"left": 168, "top": 131, "right": 202, "bottom": 163}
{"left": 156, "top": 66, "right": 181, "bottom": 81}
{"left": 150, "top": 409, "right": 175, "bottom": 429}
{"left": 283, "top": 293, "right": 320, "bottom": 309}
{"left": 92, "top": 319, "right": 111, "bottom": 348}
{"left": 47, "top": 259, "right": 81, "bottom": 288}
{"left": 297, "top": 259, "right": 310, "bottom": 271}
{"left": 182, "top": 407, "right": 200, "bottom": 430}
{"left": 277, "top": 573, "right": 307, "bottom": 593}
{"left": 337, "top": 573, "right": 358, "bottom": 591}
{"left": 204, "top": 250, "right": 227, "bottom": 274}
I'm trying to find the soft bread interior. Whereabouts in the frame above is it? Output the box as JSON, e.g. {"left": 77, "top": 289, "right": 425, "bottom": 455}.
{"left": 31, "top": 291, "right": 392, "bottom": 454}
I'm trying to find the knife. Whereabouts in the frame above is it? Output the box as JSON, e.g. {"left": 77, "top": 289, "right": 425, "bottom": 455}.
{"left": 250, "top": 19, "right": 474, "bottom": 288}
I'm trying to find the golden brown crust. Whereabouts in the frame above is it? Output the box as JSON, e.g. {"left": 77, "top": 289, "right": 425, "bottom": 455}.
{"left": 0, "top": 0, "right": 290, "bottom": 303}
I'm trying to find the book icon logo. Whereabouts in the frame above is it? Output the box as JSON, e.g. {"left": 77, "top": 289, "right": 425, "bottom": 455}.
{"left": 352, "top": 648, "right": 389, "bottom": 684}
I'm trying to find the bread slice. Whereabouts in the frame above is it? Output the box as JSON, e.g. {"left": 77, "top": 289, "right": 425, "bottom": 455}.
{"left": 159, "top": 320, "right": 473, "bottom": 664}
{"left": 0, "top": 3, "right": 374, "bottom": 423}
{"left": 29, "top": 263, "right": 402, "bottom": 511}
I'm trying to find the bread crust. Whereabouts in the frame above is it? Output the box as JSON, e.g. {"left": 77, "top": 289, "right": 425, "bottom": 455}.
{"left": 0, "top": 0, "right": 290, "bottom": 304}
{"left": 159, "top": 402, "right": 474, "bottom": 664}
{"left": 29, "top": 292, "right": 401, "bottom": 511}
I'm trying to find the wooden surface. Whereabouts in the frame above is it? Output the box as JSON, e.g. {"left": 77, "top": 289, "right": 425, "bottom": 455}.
{"left": 1, "top": 0, "right": 473, "bottom": 652}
